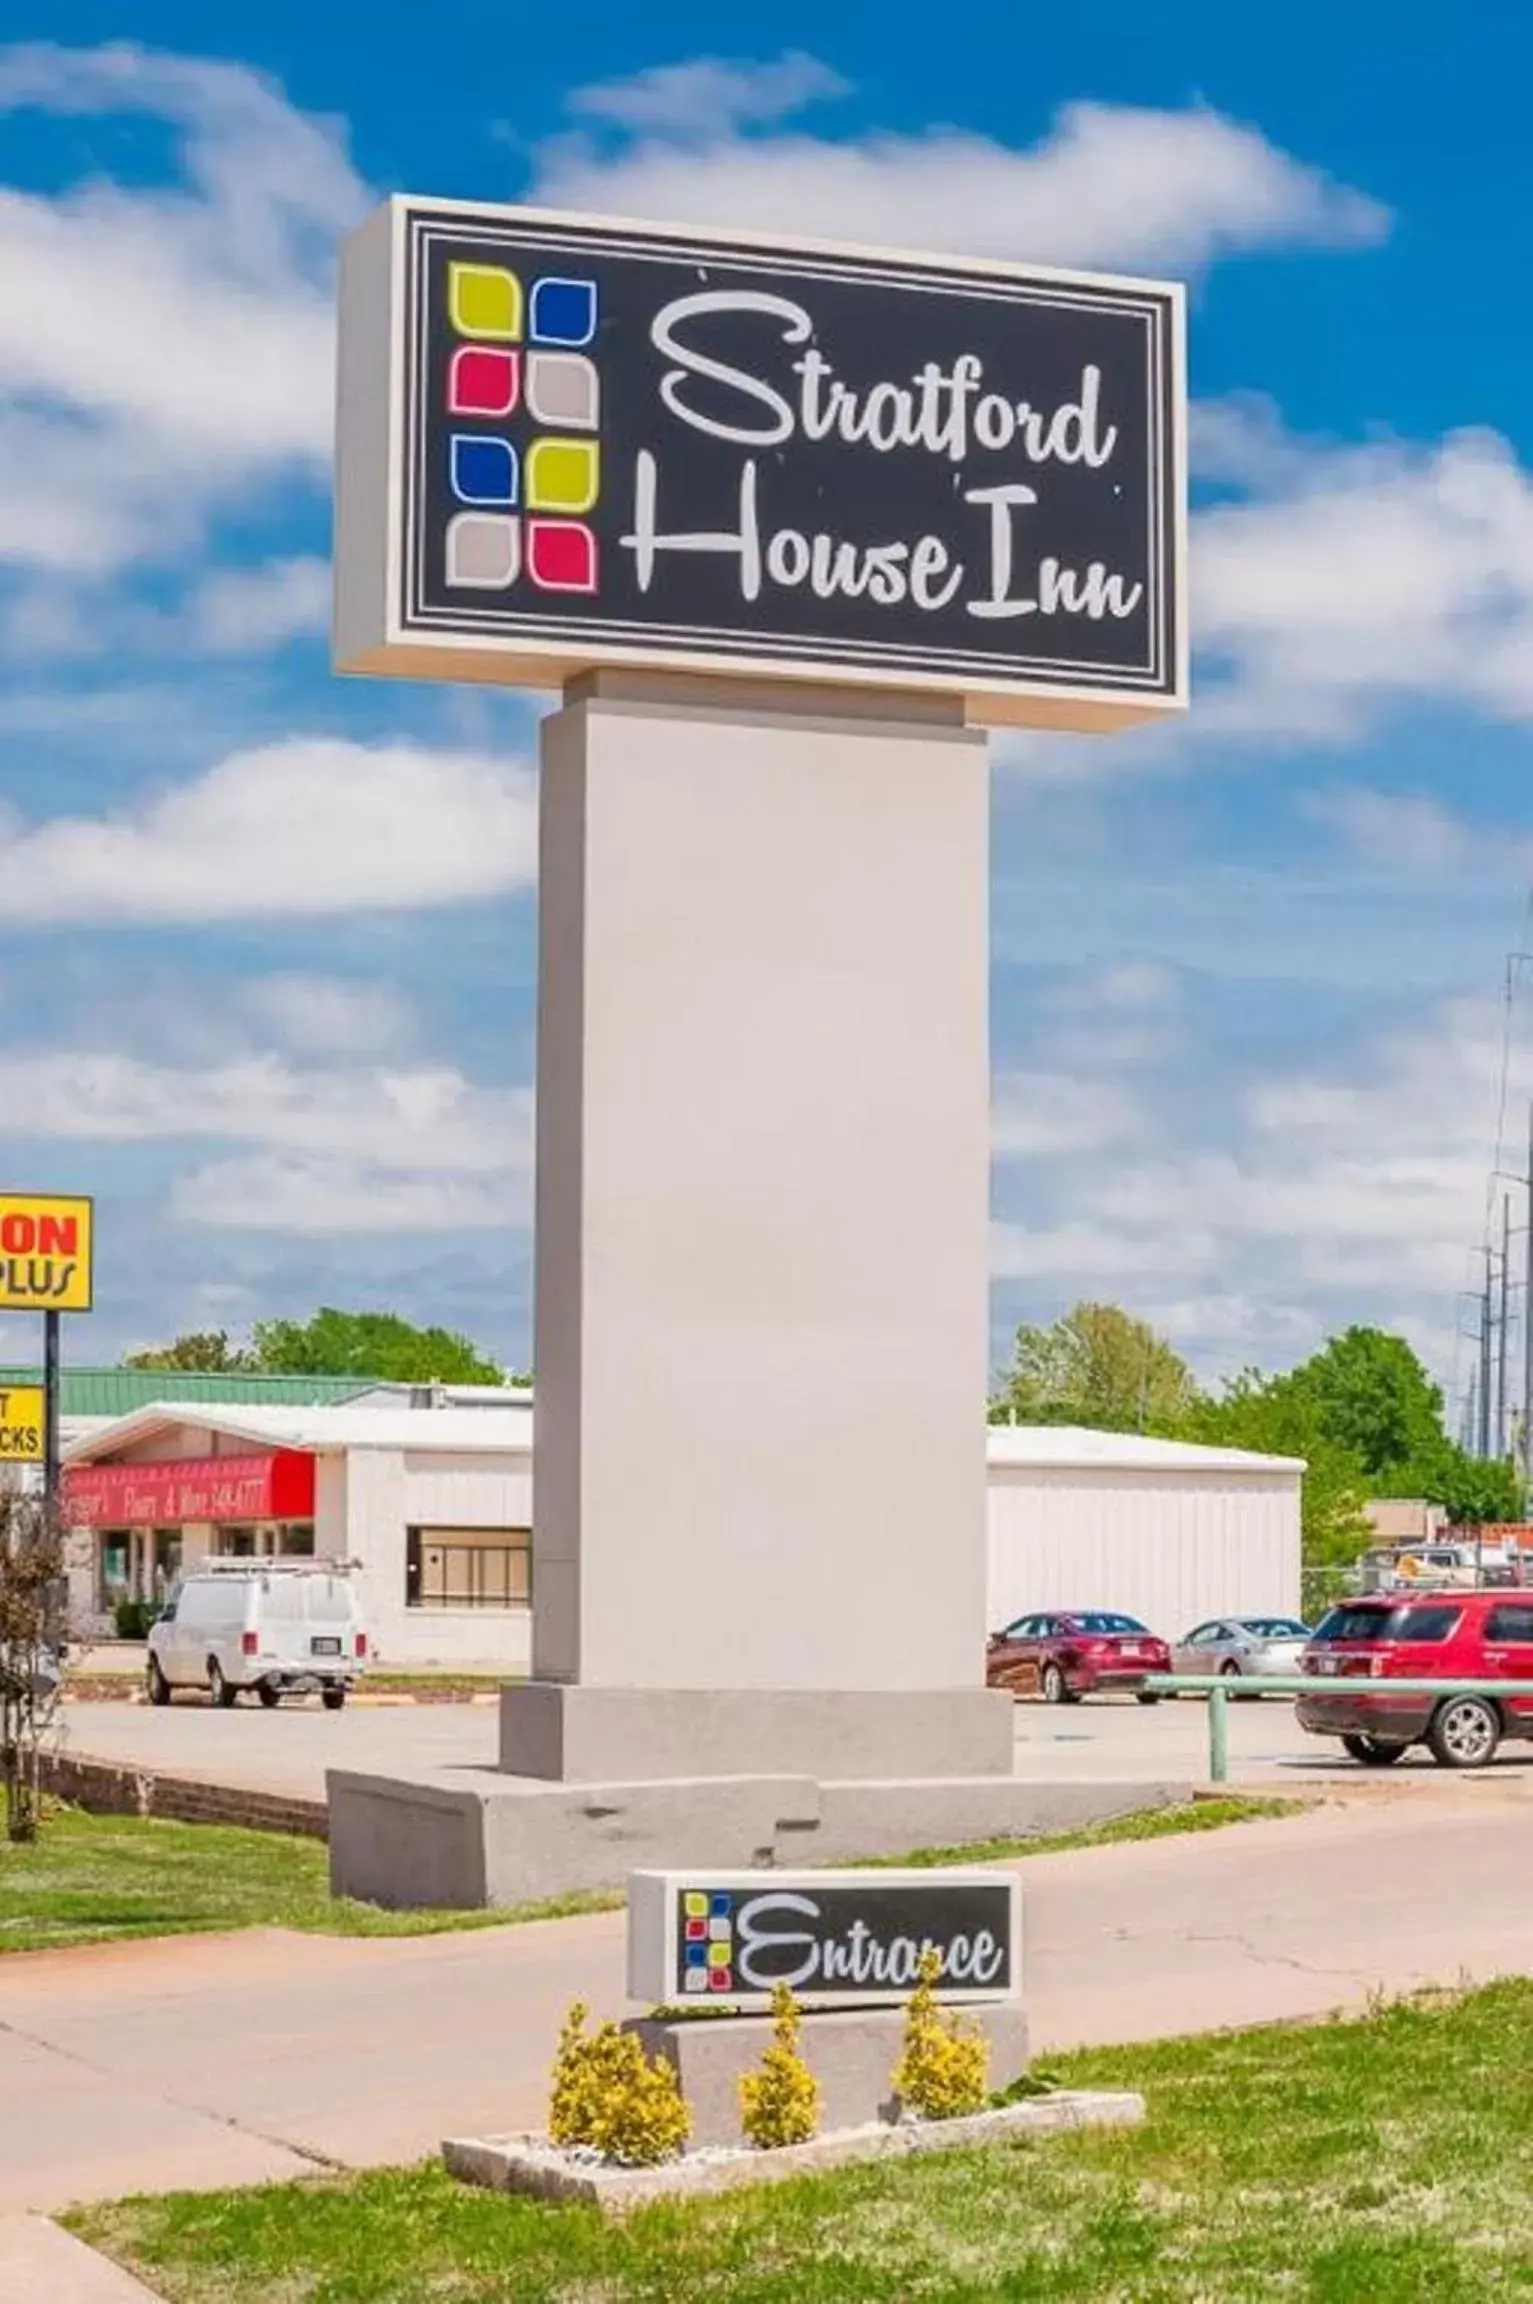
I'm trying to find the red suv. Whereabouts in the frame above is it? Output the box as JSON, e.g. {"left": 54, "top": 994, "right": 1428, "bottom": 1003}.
{"left": 987, "top": 1610, "right": 1171, "bottom": 1704}
{"left": 1298, "top": 1590, "right": 1533, "bottom": 1768}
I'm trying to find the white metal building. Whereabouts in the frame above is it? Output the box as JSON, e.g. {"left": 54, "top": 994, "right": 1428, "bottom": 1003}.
{"left": 986, "top": 1425, "right": 1304, "bottom": 1639}
{"left": 62, "top": 1401, "right": 1303, "bottom": 1670}
{"left": 63, "top": 1401, "right": 536, "bottom": 1670}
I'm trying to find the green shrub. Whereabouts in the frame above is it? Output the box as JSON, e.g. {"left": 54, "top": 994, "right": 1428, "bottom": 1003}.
{"left": 893, "top": 1946, "right": 990, "bottom": 2121}
{"left": 739, "top": 1982, "right": 820, "bottom": 2149}
{"left": 112, "top": 1599, "right": 159, "bottom": 1640}
{"left": 545, "top": 2001, "right": 691, "bottom": 2166}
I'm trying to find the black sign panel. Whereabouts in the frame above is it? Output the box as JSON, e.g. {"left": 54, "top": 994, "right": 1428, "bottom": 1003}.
{"left": 665, "top": 1875, "right": 1017, "bottom": 2005}
{"left": 342, "top": 201, "right": 1184, "bottom": 722}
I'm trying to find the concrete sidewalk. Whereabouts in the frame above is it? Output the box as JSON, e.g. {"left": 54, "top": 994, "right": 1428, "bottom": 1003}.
{"left": 0, "top": 2216, "right": 161, "bottom": 2299}
{"left": 6, "top": 1784, "right": 1533, "bottom": 2214}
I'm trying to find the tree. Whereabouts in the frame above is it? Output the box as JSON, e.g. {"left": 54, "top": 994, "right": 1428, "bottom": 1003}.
{"left": 0, "top": 1492, "right": 65, "bottom": 1843}
{"left": 249, "top": 1308, "right": 504, "bottom": 1385}
{"left": 1280, "top": 1327, "right": 1446, "bottom": 1485}
{"left": 1179, "top": 1369, "right": 1372, "bottom": 1572}
{"left": 124, "top": 1330, "right": 255, "bottom": 1373}
{"left": 991, "top": 1302, "right": 1199, "bottom": 1433}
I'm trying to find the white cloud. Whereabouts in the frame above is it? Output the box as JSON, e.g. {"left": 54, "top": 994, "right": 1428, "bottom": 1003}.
{"left": 991, "top": 1217, "right": 1216, "bottom": 1280}
{"left": 0, "top": 42, "right": 363, "bottom": 572}
{"left": 1194, "top": 408, "right": 1533, "bottom": 739}
{"left": 239, "top": 974, "right": 413, "bottom": 1057}
{"left": 0, "top": 737, "right": 537, "bottom": 923}
{"left": 534, "top": 70, "right": 1387, "bottom": 272}
{"left": 0, "top": 1046, "right": 529, "bottom": 1169}
{"left": 191, "top": 557, "right": 331, "bottom": 653}
{"left": 1304, "top": 787, "right": 1533, "bottom": 883}
{"left": 566, "top": 52, "right": 848, "bottom": 138}
{"left": 992, "top": 1071, "right": 1141, "bottom": 1159}
{"left": 171, "top": 1154, "right": 510, "bottom": 1233}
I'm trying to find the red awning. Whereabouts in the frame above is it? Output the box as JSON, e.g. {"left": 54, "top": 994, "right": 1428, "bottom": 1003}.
{"left": 63, "top": 1451, "right": 316, "bottom": 1528}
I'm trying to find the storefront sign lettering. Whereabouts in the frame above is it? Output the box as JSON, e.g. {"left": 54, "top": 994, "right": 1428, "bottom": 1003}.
{"left": 0, "top": 1193, "right": 93, "bottom": 1312}
{"left": 335, "top": 200, "right": 1185, "bottom": 728}
{"left": 0, "top": 1385, "right": 44, "bottom": 1460}
{"left": 63, "top": 1449, "right": 316, "bottom": 1527}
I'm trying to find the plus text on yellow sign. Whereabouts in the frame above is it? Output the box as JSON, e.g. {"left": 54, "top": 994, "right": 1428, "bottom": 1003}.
{"left": 0, "top": 1193, "right": 94, "bottom": 1312}
{"left": 0, "top": 1385, "right": 44, "bottom": 1460}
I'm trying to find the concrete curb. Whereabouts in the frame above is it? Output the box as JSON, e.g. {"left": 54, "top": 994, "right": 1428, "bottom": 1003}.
{"left": 0, "top": 2216, "right": 164, "bottom": 2300}
{"left": 443, "top": 2087, "right": 1145, "bottom": 2212}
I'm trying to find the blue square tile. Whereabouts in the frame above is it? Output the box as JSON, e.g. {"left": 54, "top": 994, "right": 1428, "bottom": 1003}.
{"left": 709, "top": 1892, "right": 732, "bottom": 1918}
{"left": 685, "top": 1942, "right": 707, "bottom": 1967}
{"left": 450, "top": 434, "right": 518, "bottom": 507}
{"left": 531, "top": 276, "right": 598, "bottom": 348}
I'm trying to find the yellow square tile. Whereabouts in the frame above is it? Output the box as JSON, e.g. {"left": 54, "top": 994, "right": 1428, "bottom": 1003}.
{"left": 527, "top": 435, "right": 599, "bottom": 515}
{"left": 450, "top": 264, "right": 522, "bottom": 342}
{"left": 684, "top": 1892, "right": 708, "bottom": 1917}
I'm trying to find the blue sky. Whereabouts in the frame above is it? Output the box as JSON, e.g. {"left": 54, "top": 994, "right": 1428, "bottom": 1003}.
{"left": 2, "top": 8, "right": 1532, "bottom": 1416}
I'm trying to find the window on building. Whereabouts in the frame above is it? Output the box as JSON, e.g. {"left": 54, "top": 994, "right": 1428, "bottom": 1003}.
{"left": 274, "top": 1523, "right": 315, "bottom": 1558}
{"left": 406, "top": 1526, "right": 530, "bottom": 1609}
{"left": 216, "top": 1526, "right": 258, "bottom": 1558}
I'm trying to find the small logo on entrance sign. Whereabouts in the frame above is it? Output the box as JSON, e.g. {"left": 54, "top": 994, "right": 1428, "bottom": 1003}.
{"left": 681, "top": 1890, "right": 735, "bottom": 1993}
{"left": 444, "top": 261, "right": 600, "bottom": 598}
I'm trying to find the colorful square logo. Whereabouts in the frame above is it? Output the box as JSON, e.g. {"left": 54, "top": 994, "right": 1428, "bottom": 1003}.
{"left": 530, "top": 275, "right": 597, "bottom": 347}
{"left": 527, "top": 518, "right": 597, "bottom": 593}
{"left": 449, "top": 346, "right": 520, "bottom": 418}
{"left": 444, "top": 512, "right": 519, "bottom": 589}
{"left": 450, "top": 435, "right": 518, "bottom": 508}
{"left": 526, "top": 351, "right": 598, "bottom": 431}
{"left": 527, "top": 437, "right": 599, "bottom": 516}
{"left": 450, "top": 263, "right": 522, "bottom": 341}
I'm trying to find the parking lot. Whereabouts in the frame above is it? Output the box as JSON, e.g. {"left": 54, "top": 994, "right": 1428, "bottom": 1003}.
{"left": 59, "top": 1686, "right": 1533, "bottom": 1803}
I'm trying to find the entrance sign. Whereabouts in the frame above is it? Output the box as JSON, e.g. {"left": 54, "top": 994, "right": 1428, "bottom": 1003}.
{"left": 335, "top": 199, "right": 1186, "bottom": 728}
{"left": 0, "top": 1192, "right": 93, "bottom": 1312}
{"left": 628, "top": 1868, "right": 1022, "bottom": 2010}
{"left": 0, "top": 1385, "right": 44, "bottom": 1462}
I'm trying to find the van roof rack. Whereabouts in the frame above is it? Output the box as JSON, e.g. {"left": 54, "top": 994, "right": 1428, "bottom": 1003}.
{"left": 195, "top": 1556, "right": 363, "bottom": 1575}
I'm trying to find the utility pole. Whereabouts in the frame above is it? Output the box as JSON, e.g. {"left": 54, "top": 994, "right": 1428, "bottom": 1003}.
{"left": 1493, "top": 1198, "right": 1503, "bottom": 1446}
{"left": 1524, "top": 1100, "right": 1533, "bottom": 1504}
{"left": 1480, "top": 1249, "right": 1494, "bottom": 1459}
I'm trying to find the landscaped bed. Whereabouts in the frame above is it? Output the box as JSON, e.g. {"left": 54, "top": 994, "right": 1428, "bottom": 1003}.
{"left": 71, "top": 1978, "right": 1533, "bottom": 2299}
{"left": 0, "top": 1796, "right": 1297, "bottom": 1954}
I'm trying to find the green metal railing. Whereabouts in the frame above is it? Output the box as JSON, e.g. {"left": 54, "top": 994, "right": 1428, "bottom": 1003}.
{"left": 1141, "top": 1672, "right": 1533, "bottom": 1782}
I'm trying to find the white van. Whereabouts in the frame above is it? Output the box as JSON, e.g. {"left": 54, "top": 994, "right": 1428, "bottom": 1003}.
{"left": 146, "top": 1560, "right": 368, "bottom": 1709}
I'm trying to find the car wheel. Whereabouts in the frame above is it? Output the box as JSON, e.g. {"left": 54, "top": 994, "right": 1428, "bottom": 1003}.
{"left": 1427, "top": 1695, "right": 1500, "bottom": 1769}
{"left": 257, "top": 1683, "right": 281, "bottom": 1709}
{"left": 1135, "top": 1692, "right": 1161, "bottom": 1706}
{"left": 1341, "top": 1732, "right": 1406, "bottom": 1766}
{"left": 1040, "top": 1662, "right": 1075, "bottom": 1704}
{"left": 146, "top": 1656, "right": 171, "bottom": 1707}
{"left": 208, "top": 1659, "right": 238, "bottom": 1709}
{"left": 1222, "top": 1658, "right": 1260, "bottom": 1703}
{"left": 321, "top": 1686, "right": 346, "bottom": 1712}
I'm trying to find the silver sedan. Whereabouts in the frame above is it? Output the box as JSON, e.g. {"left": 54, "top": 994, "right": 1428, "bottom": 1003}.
{"left": 1170, "top": 1616, "right": 1313, "bottom": 1693}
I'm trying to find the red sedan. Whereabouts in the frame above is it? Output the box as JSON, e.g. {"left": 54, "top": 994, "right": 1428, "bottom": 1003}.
{"left": 987, "top": 1610, "right": 1171, "bottom": 1704}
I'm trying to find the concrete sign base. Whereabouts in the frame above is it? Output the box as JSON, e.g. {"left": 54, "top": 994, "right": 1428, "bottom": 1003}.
{"left": 624, "top": 2000, "right": 1029, "bottom": 2147}
{"left": 326, "top": 1766, "right": 1195, "bottom": 1910}
{"left": 497, "top": 1683, "right": 1014, "bottom": 1784}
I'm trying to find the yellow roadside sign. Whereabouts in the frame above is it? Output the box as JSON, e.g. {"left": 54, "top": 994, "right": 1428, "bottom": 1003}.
{"left": 0, "top": 1384, "right": 44, "bottom": 1460}
{"left": 0, "top": 1192, "right": 94, "bottom": 1312}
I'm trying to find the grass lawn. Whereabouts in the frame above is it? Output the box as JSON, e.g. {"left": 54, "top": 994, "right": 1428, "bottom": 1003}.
{"left": 0, "top": 1809, "right": 619, "bottom": 1951}
{"left": 0, "top": 1796, "right": 1297, "bottom": 1957}
{"left": 71, "top": 1977, "right": 1533, "bottom": 2302}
